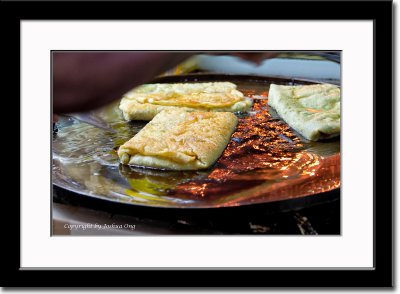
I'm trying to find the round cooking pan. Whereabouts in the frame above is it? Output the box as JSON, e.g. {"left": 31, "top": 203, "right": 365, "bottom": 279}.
{"left": 52, "top": 74, "right": 340, "bottom": 215}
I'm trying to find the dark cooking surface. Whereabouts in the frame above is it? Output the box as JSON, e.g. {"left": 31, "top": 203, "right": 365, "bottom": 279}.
{"left": 52, "top": 74, "right": 340, "bottom": 210}
{"left": 53, "top": 185, "right": 340, "bottom": 235}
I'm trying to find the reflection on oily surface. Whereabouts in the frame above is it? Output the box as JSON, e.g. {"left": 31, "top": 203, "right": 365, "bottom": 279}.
{"left": 53, "top": 160, "right": 121, "bottom": 198}
{"left": 171, "top": 100, "right": 323, "bottom": 199}
{"left": 53, "top": 76, "right": 341, "bottom": 208}
{"left": 119, "top": 165, "right": 200, "bottom": 196}
{"left": 216, "top": 153, "right": 340, "bottom": 207}
{"left": 120, "top": 100, "right": 325, "bottom": 201}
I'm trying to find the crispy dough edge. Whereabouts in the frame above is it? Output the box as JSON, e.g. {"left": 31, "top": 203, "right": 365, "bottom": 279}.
{"left": 268, "top": 84, "right": 340, "bottom": 141}
{"left": 119, "top": 97, "right": 252, "bottom": 121}
{"left": 118, "top": 111, "right": 238, "bottom": 170}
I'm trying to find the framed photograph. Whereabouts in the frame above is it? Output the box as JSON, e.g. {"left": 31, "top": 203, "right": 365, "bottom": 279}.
{"left": 5, "top": 0, "right": 393, "bottom": 288}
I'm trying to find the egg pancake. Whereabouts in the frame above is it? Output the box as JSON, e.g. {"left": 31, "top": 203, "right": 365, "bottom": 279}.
{"left": 118, "top": 109, "right": 238, "bottom": 170}
{"left": 268, "top": 83, "right": 340, "bottom": 141}
{"left": 119, "top": 82, "right": 252, "bottom": 121}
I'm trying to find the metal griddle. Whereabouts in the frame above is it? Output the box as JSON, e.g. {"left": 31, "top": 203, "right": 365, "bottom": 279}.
{"left": 52, "top": 74, "right": 340, "bottom": 214}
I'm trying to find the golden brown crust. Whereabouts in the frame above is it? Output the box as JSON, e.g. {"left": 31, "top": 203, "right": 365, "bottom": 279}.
{"left": 119, "top": 82, "right": 252, "bottom": 121}
{"left": 118, "top": 109, "right": 238, "bottom": 170}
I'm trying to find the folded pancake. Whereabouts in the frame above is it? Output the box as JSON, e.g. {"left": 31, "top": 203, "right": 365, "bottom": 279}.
{"left": 118, "top": 109, "right": 238, "bottom": 170}
{"left": 119, "top": 82, "right": 252, "bottom": 121}
{"left": 268, "top": 83, "right": 340, "bottom": 141}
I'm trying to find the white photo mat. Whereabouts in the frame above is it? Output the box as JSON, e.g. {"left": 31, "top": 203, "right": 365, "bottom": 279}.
{"left": 21, "top": 20, "right": 373, "bottom": 269}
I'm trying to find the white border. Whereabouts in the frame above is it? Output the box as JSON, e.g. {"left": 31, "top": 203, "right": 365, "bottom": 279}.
{"left": 21, "top": 21, "right": 373, "bottom": 268}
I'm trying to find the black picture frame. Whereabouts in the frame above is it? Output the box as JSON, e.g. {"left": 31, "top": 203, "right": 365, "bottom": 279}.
{"left": 3, "top": 0, "right": 393, "bottom": 288}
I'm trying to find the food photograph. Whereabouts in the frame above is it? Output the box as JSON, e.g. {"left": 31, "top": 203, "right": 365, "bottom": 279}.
{"left": 52, "top": 51, "right": 341, "bottom": 235}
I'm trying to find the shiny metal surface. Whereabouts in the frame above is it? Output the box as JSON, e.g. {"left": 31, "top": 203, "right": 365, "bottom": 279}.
{"left": 61, "top": 112, "right": 116, "bottom": 133}
{"left": 52, "top": 74, "right": 340, "bottom": 209}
